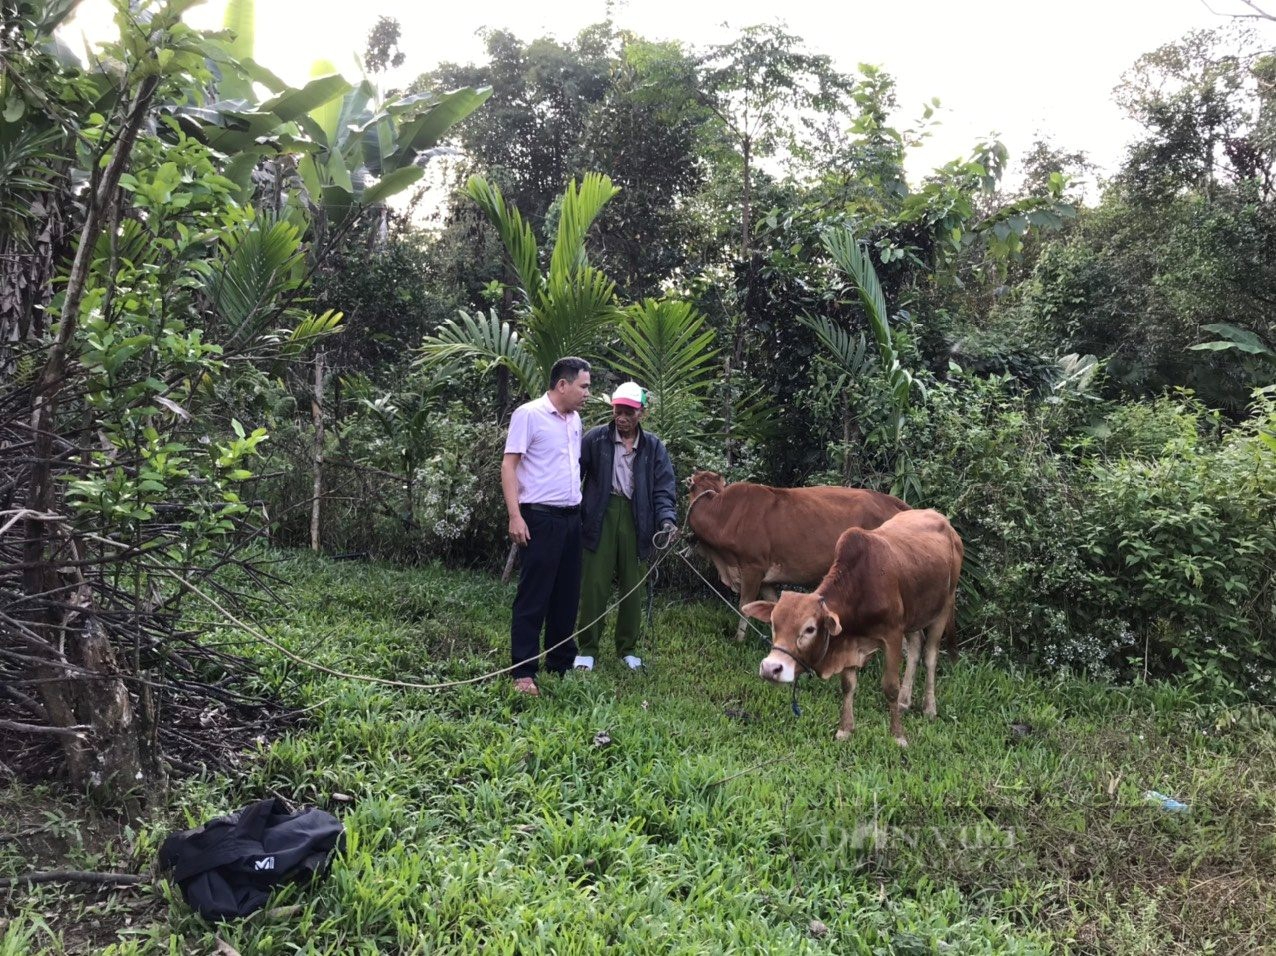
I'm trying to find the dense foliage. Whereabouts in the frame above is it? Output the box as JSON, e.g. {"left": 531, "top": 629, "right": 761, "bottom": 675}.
{"left": 4, "top": 3, "right": 1276, "bottom": 951}
{"left": 4, "top": 0, "right": 1275, "bottom": 819}
{"left": 0, "top": 0, "right": 488, "bottom": 804}
{"left": 250, "top": 18, "right": 1276, "bottom": 705}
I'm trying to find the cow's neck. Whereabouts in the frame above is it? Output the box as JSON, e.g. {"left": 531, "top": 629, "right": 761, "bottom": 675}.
{"left": 815, "top": 547, "right": 870, "bottom": 620}
{"left": 686, "top": 488, "right": 727, "bottom": 543}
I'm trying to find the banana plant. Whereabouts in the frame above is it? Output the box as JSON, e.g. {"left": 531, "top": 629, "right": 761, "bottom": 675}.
{"left": 291, "top": 79, "right": 492, "bottom": 231}
{"left": 170, "top": 72, "right": 489, "bottom": 227}
{"left": 168, "top": 0, "right": 490, "bottom": 230}
{"left": 1191, "top": 323, "right": 1276, "bottom": 380}
{"left": 417, "top": 173, "right": 624, "bottom": 396}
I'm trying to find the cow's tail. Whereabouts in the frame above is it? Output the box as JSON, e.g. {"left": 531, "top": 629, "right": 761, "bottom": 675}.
{"left": 947, "top": 535, "right": 964, "bottom": 663}
{"left": 944, "top": 602, "right": 959, "bottom": 662}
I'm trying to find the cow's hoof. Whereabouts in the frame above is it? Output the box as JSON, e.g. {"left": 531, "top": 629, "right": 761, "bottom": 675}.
{"left": 898, "top": 699, "right": 912, "bottom": 712}
{"left": 894, "top": 736, "right": 909, "bottom": 748}
{"left": 834, "top": 728, "right": 854, "bottom": 741}
{"left": 923, "top": 705, "right": 938, "bottom": 719}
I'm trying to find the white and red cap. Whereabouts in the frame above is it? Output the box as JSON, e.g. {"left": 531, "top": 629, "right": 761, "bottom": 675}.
{"left": 609, "top": 381, "right": 647, "bottom": 409}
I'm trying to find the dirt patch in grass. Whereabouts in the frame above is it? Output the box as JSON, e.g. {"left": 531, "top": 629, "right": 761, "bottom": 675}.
{"left": 0, "top": 789, "right": 165, "bottom": 954}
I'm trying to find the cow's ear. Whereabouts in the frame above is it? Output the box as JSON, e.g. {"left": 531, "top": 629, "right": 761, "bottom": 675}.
{"left": 742, "top": 601, "right": 775, "bottom": 623}
{"left": 824, "top": 611, "right": 842, "bottom": 636}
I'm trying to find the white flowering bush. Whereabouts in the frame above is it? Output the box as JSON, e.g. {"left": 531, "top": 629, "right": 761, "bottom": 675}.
{"left": 261, "top": 395, "right": 508, "bottom": 565}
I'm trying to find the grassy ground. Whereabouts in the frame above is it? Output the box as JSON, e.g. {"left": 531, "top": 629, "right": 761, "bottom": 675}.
{"left": 2, "top": 551, "right": 1274, "bottom": 954}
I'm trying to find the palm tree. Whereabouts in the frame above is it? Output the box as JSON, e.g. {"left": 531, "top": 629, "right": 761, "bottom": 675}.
{"left": 820, "top": 227, "right": 924, "bottom": 499}
{"left": 416, "top": 172, "right": 624, "bottom": 395}
{"left": 610, "top": 298, "right": 719, "bottom": 464}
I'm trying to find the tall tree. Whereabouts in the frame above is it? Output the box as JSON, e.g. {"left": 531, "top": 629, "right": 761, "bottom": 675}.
{"left": 574, "top": 37, "right": 716, "bottom": 296}
{"left": 1005, "top": 26, "right": 1276, "bottom": 410}
{"left": 0, "top": 0, "right": 80, "bottom": 376}
{"left": 1115, "top": 26, "right": 1267, "bottom": 199}
{"left": 697, "top": 24, "right": 856, "bottom": 262}
{"left": 416, "top": 26, "right": 616, "bottom": 233}
{"left": 417, "top": 24, "right": 711, "bottom": 299}
{"left": 0, "top": 0, "right": 489, "bottom": 808}
{"left": 364, "top": 15, "right": 405, "bottom": 75}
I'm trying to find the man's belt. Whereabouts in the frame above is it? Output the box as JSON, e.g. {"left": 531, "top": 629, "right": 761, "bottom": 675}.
{"left": 522, "top": 503, "right": 580, "bottom": 515}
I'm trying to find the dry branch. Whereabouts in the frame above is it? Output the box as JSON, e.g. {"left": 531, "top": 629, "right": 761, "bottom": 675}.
{"left": 0, "top": 870, "right": 145, "bottom": 888}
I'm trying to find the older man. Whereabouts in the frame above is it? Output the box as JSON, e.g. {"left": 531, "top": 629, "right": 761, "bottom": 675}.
{"left": 575, "top": 381, "right": 678, "bottom": 671}
{"left": 502, "top": 357, "right": 592, "bottom": 696}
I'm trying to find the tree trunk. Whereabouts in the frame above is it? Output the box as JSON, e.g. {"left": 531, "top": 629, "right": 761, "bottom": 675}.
{"left": 741, "top": 136, "right": 752, "bottom": 260}
{"left": 23, "top": 74, "right": 164, "bottom": 811}
{"left": 36, "top": 597, "right": 166, "bottom": 816}
{"left": 496, "top": 279, "right": 515, "bottom": 421}
{"left": 310, "top": 349, "right": 326, "bottom": 553}
{"left": 0, "top": 192, "right": 65, "bottom": 378}
{"left": 726, "top": 135, "right": 756, "bottom": 472}
{"left": 842, "top": 396, "right": 859, "bottom": 484}
{"left": 723, "top": 318, "right": 751, "bottom": 472}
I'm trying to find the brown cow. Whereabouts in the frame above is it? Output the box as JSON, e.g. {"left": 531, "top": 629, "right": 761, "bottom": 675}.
{"left": 686, "top": 470, "right": 909, "bottom": 642}
{"left": 744, "top": 509, "right": 963, "bottom": 747}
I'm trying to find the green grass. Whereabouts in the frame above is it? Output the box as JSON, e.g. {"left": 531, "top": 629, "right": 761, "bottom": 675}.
{"left": 3, "top": 552, "right": 1274, "bottom": 954}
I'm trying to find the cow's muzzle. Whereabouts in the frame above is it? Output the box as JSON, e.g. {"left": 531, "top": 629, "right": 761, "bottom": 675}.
{"left": 759, "top": 655, "right": 794, "bottom": 683}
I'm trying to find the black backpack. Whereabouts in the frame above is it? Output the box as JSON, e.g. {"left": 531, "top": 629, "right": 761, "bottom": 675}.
{"left": 159, "top": 798, "right": 345, "bottom": 920}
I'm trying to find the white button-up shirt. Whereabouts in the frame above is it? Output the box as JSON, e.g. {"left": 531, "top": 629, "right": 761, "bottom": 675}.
{"left": 503, "top": 394, "right": 583, "bottom": 507}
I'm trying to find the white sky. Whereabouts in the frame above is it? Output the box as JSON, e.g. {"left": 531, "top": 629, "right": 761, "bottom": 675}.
{"left": 63, "top": 0, "right": 1273, "bottom": 190}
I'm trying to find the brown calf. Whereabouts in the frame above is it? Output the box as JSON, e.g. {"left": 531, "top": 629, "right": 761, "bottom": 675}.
{"left": 686, "top": 470, "right": 909, "bottom": 642}
{"left": 745, "top": 508, "right": 963, "bottom": 746}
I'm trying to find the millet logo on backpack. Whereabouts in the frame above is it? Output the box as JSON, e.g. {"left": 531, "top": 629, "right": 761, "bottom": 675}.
{"left": 254, "top": 856, "right": 275, "bottom": 871}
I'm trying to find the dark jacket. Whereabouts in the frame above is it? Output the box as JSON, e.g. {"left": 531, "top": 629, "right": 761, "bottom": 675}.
{"left": 158, "top": 798, "right": 345, "bottom": 921}
{"left": 581, "top": 422, "right": 677, "bottom": 560}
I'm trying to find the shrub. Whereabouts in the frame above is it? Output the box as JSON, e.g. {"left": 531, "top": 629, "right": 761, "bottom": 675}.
{"left": 1075, "top": 390, "right": 1276, "bottom": 700}
{"left": 262, "top": 401, "right": 508, "bottom": 567}
{"left": 906, "top": 373, "right": 1103, "bottom": 671}
{"left": 907, "top": 377, "right": 1276, "bottom": 702}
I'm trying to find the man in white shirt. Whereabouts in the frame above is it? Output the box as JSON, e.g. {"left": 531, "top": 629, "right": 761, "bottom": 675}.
{"left": 501, "top": 357, "right": 592, "bottom": 696}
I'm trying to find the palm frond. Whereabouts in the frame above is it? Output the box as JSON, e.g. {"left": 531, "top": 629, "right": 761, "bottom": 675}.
{"left": 416, "top": 308, "right": 540, "bottom": 396}
{"left": 821, "top": 229, "right": 891, "bottom": 356}
{"left": 204, "top": 214, "right": 305, "bottom": 345}
{"left": 797, "top": 313, "right": 870, "bottom": 381}
{"left": 280, "top": 308, "right": 343, "bottom": 355}
{"left": 610, "top": 298, "right": 720, "bottom": 453}
{"left": 525, "top": 266, "right": 621, "bottom": 380}
{"left": 821, "top": 227, "right": 920, "bottom": 440}
{"left": 0, "top": 126, "right": 64, "bottom": 242}
{"left": 466, "top": 175, "right": 544, "bottom": 304}
{"left": 722, "top": 380, "right": 778, "bottom": 443}
{"left": 613, "top": 299, "right": 718, "bottom": 396}
{"left": 547, "top": 173, "right": 620, "bottom": 284}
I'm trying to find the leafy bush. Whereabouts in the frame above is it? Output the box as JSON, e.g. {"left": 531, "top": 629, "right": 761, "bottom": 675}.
{"left": 908, "top": 376, "right": 1276, "bottom": 702}
{"left": 1075, "top": 390, "right": 1276, "bottom": 701}
{"left": 262, "top": 400, "right": 508, "bottom": 567}
{"left": 907, "top": 373, "right": 1104, "bottom": 670}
